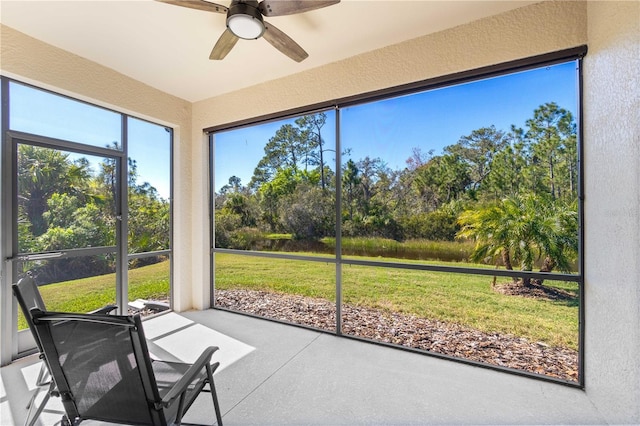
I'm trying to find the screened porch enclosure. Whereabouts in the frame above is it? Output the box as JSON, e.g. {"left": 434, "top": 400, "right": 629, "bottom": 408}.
{"left": 211, "top": 51, "right": 584, "bottom": 386}
{"left": 0, "top": 79, "right": 173, "bottom": 361}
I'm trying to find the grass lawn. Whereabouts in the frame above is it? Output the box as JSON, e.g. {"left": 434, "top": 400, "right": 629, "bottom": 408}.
{"left": 215, "top": 253, "right": 579, "bottom": 350}
{"left": 20, "top": 254, "right": 579, "bottom": 351}
{"left": 18, "top": 261, "right": 170, "bottom": 329}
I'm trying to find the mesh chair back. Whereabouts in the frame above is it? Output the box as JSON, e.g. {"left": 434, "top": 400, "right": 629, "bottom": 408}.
{"left": 32, "top": 311, "right": 165, "bottom": 425}
{"left": 12, "top": 277, "right": 47, "bottom": 352}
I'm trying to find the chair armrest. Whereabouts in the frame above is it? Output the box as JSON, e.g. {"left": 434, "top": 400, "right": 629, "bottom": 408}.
{"left": 160, "top": 346, "right": 219, "bottom": 407}
{"left": 89, "top": 305, "right": 118, "bottom": 315}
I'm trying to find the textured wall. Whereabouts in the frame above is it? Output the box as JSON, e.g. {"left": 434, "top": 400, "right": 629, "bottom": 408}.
{"left": 0, "top": 24, "right": 195, "bottom": 311}
{"left": 0, "top": 25, "right": 191, "bottom": 127}
{"left": 192, "top": 1, "right": 587, "bottom": 127}
{"left": 583, "top": 1, "right": 640, "bottom": 422}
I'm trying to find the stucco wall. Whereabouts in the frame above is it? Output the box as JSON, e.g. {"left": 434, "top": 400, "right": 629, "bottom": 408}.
{"left": 192, "top": 1, "right": 587, "bottom": 126}
{"left": 0, "top": 24, "right": 195, "bottom": 312}
{"left": 583, "top": 1, "right": 640, "bottom": 422}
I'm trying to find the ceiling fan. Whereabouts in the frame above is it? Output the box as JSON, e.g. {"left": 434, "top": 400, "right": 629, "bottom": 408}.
{"left": 157, "top": 0, "right": 340, "bottom": 62}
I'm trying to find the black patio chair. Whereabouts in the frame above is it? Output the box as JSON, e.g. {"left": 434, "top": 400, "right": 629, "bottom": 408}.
{"left": 11, "top": 276, "right": 117, "bottom": 426}
{"left": 31, "top": 308, "right": 224, "bottom": 426}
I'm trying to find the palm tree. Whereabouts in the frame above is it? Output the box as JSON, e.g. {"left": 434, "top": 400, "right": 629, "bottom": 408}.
{"left": 18, "top": 145, "right": 90, "bottom": 238}
{"left": 458, "top": 200, "right": 518, "bottom": 282}
{"left": 458, "top": 194, "right": 578, "bottom": 288}
{"left": 531, "top": 199, "right": 578, "bottom": 284}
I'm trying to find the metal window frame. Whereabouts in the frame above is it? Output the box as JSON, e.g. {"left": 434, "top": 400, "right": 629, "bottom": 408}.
{"left": 208, "top": 46, "right": 587, "bottom": 388}
{"left": 0, "top": 77, "right": 175, "bottom": 365}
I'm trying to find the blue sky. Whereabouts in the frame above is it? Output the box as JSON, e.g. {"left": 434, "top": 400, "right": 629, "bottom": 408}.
{"left": 9, "top": 82, "right": 171, "bottom": 200}
{"left": 214, "top": 61, "right": 577, "bottom": 192}
{"left": 6, "top": 60, "right": 577, "bottom": 198}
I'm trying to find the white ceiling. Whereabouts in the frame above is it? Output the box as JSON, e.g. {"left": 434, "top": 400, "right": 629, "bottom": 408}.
{"left": 0, "top": 1, "right": 538, "bottom": 103}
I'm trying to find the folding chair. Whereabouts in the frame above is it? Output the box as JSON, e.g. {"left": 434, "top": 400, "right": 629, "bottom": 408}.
{"left": 11, "top": 276, "right": 117, "bottom": 426}
{"left": 31, "top": 309, "right": 224, "bottom": 426}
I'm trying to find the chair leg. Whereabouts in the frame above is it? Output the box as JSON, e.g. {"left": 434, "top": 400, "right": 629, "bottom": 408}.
{"left": 60, "top": 414, "right": 72, "bottom": 426}
{"left": 25, "top": 362, "right": 49, "bottom": 410}
{"left": 34, "top": 362, "right": 50, "bottom": 388}
{"left": 206, "top": 364, "right": 223, "bottom": 426}
{"left": 175, "top": 392, "right": 187, "bottom": 426}
{"left": 23, "top": 387, "right": 41, "bottom": 426}
{"left": 24, "top": 378, "right": 55, "bottom": 426}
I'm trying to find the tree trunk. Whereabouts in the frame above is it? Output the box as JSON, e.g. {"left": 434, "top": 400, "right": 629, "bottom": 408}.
{"left": 533, "top": 256, "right": 556, "bottom": 286}
{"left": 318, "top": 134, "right": 326, "bottom": 190}
{"left": 501, "top": 249, "right": 517, "bottom": 283}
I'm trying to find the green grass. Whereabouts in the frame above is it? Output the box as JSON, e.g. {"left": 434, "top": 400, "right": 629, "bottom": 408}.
{"left": 18, "top": 261, "right": 170, "bottom": 329}
{"left": 265, "top": 233, "right": 292, "bottom": 240}
{"left": 341, "top": 264, "right": 578, "bottom": 349}
{"left": 215, "top": 253, "right": 579, "bottom": 350}
{"left": 215, "top": 254, "right": 336, "bottom": 300}
{"left": 19, "top": 252, "right": 579, "bottom": 352}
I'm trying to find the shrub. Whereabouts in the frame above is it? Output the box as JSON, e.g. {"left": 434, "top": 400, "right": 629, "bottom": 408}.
{"left": 279, "top": 186, "right": 334, "bottom": 240}
{"left": 229, "top": 227, "right": 264, "bottom": 250}
{"left": 401, "top": 209, "right": 460, "bottom": 241}
{"left": 214, "top": 210, "right": 241, "bottom": 248}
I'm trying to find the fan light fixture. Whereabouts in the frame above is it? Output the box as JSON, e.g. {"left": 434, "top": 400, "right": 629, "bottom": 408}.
{"left": 227, "top": 2, "right": 265, "bottom": 39}
{"left": 157, "top": 0, "right": 341, "bottom": 62}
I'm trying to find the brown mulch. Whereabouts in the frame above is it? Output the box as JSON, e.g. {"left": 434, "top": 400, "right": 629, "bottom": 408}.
{"left": 215, "top": 289, "right": 579, "bottom": 382}
{"left": 493, "top": 281, "right": 577, "bottom": 301}
{"left": 128, "top": 300, "right": 171, "bottom": 317}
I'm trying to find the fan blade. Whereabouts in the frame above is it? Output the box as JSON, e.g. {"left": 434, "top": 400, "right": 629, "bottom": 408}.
{"left": 210, "top": 29, "right": 239, "bottom": 60}
{"left": 262, "top": 21, "right": 308, "bottom": 62}
{"left": 259, "top": 0, "right": 339, "bottom": 17}
{"left": 156, "top": 0, "right": 228, "bottom": 14}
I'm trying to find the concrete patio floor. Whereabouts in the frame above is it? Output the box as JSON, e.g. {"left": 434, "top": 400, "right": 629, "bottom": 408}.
{"left": 1, "top": 309, "right": 606, "bottom": 425}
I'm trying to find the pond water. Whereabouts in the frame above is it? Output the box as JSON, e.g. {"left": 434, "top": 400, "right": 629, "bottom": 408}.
{"left": 251, "top": 239, "right": 470, "bottom": 262}
{"left": 249, "top": 239, "right": 578, "bottom": 270}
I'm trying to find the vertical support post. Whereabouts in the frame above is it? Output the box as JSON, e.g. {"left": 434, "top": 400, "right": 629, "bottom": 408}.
{"left": 167, "top": 126, "right": 175, "bottom": 309}
{"left": 576, "top": 56, "right": 585, "bottom": 388}
{"left": 0, "top": 77, "right": 16, "bottom": 365}
{"left": 335, "top": 106, "right": 343, "bottom": 335}
{"left": 209, "top": 133, "right": 215, "bottom": 308}
{"left": 116, "top": 116, "right": 129, "bottom": 314}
